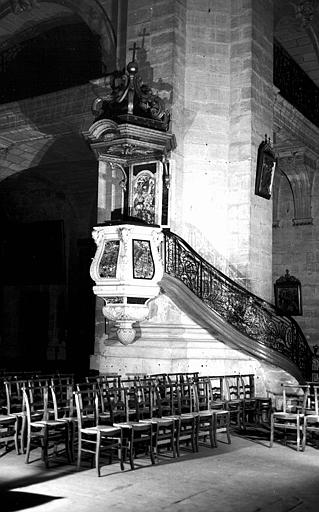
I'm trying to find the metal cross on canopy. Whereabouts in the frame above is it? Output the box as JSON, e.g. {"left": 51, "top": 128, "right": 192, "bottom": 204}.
{"left": 129, "top": 42, "right": 141, "bottom": 62}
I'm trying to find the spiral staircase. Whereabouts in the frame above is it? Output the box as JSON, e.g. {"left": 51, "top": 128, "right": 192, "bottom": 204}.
{"left": 160, "top": 229, "right": 312, "bottom": 384}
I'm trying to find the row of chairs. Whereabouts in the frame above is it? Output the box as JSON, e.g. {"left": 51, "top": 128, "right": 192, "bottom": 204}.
{"left": 76, "top": 379, "right": 232, "bottom": 475}
{"left": 1, "top": 371, "right": 274, "bottom": 473}
{"left": 1, "top": 374, "right": 234, "bottom": 473}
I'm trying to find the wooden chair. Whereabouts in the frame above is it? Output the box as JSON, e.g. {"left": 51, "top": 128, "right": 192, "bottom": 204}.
{"left": 99, "top": 386, "right": 126, "bottom": 425}
{"left": 255, "top": 397, "right": 272, "bottom": 425}
{"left": 239, "top": 374, "right": 257, "bottom": 427}
{"left": 134, "top": 383, "right": 158, "bottom": 420}
{"left": 107, "top": 385, "right": 157, "bottom": 470}
{"left": 156, "top": 382, "right": 198, "bottom": 456}
{"left": 270, "top": 384, "right": 309, "bottom": 451}
{"left": 4, "top": 379, "right": 28, "bottom": 453}
{"left": 0, "top": 413, "right": 19, "bottom": 456}
{"left": 50, "top": 384, "right": 76, "bottom": 461}
{"left": 223, "top": 375, "right": 244, "bottom": 429}
{"left": 199, "top": 376, "right": 227, "bottom": 409}
{"left": 22, "top": 386, "right": 71, "bottom": 467}
{"left": 194, "top": 379, "right": 231, "bottom": 448}
{"left": 139, "top": 384, "right": 176, "bottom": 460}
{"left": 74, "top": 390, "right": 124, "bottom": 476}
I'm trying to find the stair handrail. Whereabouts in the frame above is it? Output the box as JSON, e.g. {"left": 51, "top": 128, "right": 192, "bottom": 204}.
{"left": 163, "top": 229, "right": 312, "bottom": 380}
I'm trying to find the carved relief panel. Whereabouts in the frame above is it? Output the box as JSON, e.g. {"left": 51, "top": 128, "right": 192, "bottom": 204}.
{"left": 107, "top": 160, "right": 169, "bottom": 226}
{"left": 129, "top": 161, "right": 164, "bottom": 225}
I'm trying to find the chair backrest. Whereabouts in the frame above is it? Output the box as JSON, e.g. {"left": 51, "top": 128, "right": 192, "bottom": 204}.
{"left": 4, "top": 379, "right": 27, "bottom": 414}
{"left": 239, "top": 374, "right": 255, "bottom": 400}
{"left": 133, "top": 383, "right": 154, "bottom": 419}
{"left": 195, "top": 378, "right": 213, "bottom": 410}
{"left": 149, "top": 373, "right": 168, "bottom": 385}
{"left": 50, "top": 383, "right": 74, "bottom": 419}
{"left": 304, "top": 383, "right": 319, "bottom": 415}
{"left": 28, "top": 378, "right": 51, "bottom": 413}
{"left": 22, "top": 385, "right": 50, "bottom": 422}
{"left": 224, "top": 376, "right": 241, "bottom": 402}
{"left": 154, "top": 382, "right": 177, "bottom": 416}
{"left": 104, "top": 386, "right": 126, "bottom": 423}
{"left": 167, "top": 373, "right": 198, "bottom": 385}
{"left": 76, "top": 382, "right": 97, "bottom": 408}
{"left": 199, "top": 376, "right": 225, "bottom": 403}
{"left": 74, "top": 389, "right": 98, "bottom": 429}
{"left": 282, "top": 384, "right": 310, "bottom": 414}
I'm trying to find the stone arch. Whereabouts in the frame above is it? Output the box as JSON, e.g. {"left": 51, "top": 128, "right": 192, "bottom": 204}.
{"left": 276, "top": 152, "right": 314, "bottom": 226}
{"left": 0, "top": 0, "right": 117, "bottom": 68}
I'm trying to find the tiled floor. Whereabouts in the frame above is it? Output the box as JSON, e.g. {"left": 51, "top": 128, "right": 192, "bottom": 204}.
{"left": 1, "top": 428, "right": 319, "bottom": 512}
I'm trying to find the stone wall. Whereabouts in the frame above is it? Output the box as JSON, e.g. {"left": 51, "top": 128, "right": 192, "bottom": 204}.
{"left": 273, "top": 94, "right": 319, "bottom": 351}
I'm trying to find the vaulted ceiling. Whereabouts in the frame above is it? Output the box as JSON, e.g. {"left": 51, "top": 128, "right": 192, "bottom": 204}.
{"left": 0, "top": 2, "right": 318, "bottom": 88}
{"left": 274, "top": 0, "right": 319, "bottom": 87}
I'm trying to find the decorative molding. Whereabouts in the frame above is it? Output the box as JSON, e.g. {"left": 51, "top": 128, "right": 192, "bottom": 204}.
{"left": 293, "top": 217, "right": 313, "bottom": 226}
{"left": 293, "top": 0, "right": 318, "bottom": 28}
{"left": 274, "top": 93, "right": 319, "bottom": 159}
{"left": 91, "top": 49, "right": 171, "bottom": 132}
{"left": 276, "top": 150, "right": 314, "bottom": 225}
{"left": 10, "top": 0, "right": 38, "bottom": 14}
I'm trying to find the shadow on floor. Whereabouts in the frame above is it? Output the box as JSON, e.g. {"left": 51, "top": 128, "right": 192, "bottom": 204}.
{"left": 0, "top": 490, "right": 63, "bottom": 512}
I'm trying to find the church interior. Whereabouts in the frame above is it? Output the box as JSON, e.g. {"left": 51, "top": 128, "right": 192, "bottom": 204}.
{"left": 1, "top": 1, "right": 319, "bottom": 510}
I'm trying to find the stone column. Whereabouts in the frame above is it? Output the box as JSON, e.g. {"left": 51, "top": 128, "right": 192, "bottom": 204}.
{"left": 228, "top": 0, "right": 274, "bottom": 300}
{"left": 124, "top": 1, "right": 275, "bottom": 293}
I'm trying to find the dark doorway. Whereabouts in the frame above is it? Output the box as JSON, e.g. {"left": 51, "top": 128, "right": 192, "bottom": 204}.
{"left": 0, "top": 220, "right": 67, "bottom": 371}
{"left": 19, "top": 290, "right": 50, "bottom": 369}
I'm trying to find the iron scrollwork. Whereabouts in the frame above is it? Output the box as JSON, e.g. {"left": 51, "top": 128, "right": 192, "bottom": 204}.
{"left": 163, "top": 229, "right": 312, "bottom": 379}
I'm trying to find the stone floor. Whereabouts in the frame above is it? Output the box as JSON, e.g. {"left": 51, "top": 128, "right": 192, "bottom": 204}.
{"left": 1, "top": 427, "right": 319, "bottom": 512}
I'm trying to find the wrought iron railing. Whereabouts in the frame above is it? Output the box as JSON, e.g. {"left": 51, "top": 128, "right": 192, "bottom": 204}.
{"left": 274, "top": 38, "right": 319, "bottom": 129}
{"left": 163, "top": 229, "right": 312, "bottom": 380}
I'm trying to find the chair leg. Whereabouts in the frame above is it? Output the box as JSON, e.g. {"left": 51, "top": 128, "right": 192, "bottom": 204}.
{"left": 270, "top": 414, "right": 274, "bottom": 447}
{"left": 43, "top": 426, "right": 49, "bottom": 468}
{"left": 25, "top": 426, "right": 32, "bottom": 464}
{"left": 129, "top": 431, "right": 134, "bottom": 470}
{"left": 21, "top": 415, "right": 27, "bottom": 454}
{"left": 296, "top": 417, "right": 300, "bottom": 451}
{"left": 119, "top": 440, "right": 125, "bottom": 471}
{"left": 13, "top": 417, "right": 19, "bottom": 454}
{"left": 63, "top": 424, "right": 71, "bottom": 463}
{"left": 77, "top": 433, "right": 82, "bottom": 470}
{"left": 209, "top": 418, "right": 215, "bottom": 448}
{"left": 191, "top": 421, "right": 196, "bottom": 453}
{"left": 96, "top": 431, "right": 101, "bottom": 477}
{"left": 150, "top": 438, "right": 156, "bottom": 465}
{"left": 69, "top": 421, "right": 75, "bottom": 463}
{"left": 302, "top": 422, "right": 306, "bottom": 452}
{"left": 171, "top": 423, "right": 176, "bottom": 458}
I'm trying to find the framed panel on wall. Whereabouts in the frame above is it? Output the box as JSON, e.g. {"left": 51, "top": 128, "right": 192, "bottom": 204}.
{"left": 274, "top": 269, "right": 302, "bottom": 316}
{"left": 255, "top": 135, "right": 276, "bottom": 200}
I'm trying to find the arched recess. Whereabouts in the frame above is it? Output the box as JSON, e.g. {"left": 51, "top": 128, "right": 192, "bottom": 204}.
{"left": 274, "top": 0, "right": 319, "bottom": 87}
{"left": 275, "top": 153, "right": 314, "bottom": 226}
{"left": 0, "top": 0, "right": 117, "bottom": 68}
{"left": 0, "top": 169, "right": 95, "bottom": 371}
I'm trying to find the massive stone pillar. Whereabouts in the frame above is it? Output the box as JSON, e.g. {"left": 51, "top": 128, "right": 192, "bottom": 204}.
{"left": 228, "top": 0, "right": 274, "bottom": 300}
{"left": 126, "top": 1, "right": 274, "bottom": 300}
